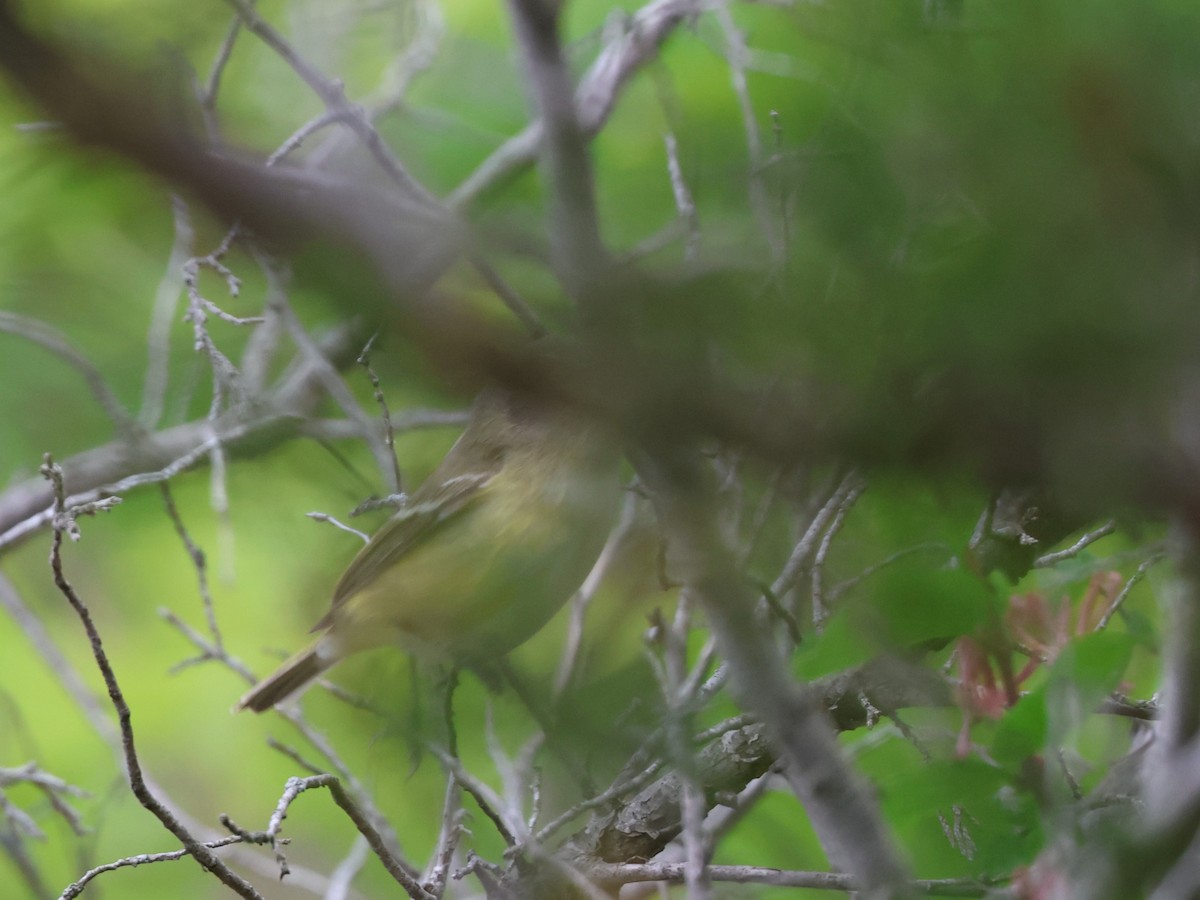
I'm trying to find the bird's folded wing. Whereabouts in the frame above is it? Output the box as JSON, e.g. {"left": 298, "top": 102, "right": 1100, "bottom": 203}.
{"left": 316, "top": 471, "right": 495, "bottom": 626}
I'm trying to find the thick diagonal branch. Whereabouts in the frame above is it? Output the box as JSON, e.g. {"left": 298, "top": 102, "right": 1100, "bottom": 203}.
{"left": 633, "top": 446, "right": 914, "bottom": 898}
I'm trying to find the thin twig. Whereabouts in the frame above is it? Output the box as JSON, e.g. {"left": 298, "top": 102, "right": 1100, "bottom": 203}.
{"left": 593, "top": 862, "right": 996, "bottom": 895}
{"left": 1097, "top": 551, "right": 1167, "bottom": 631}
{"left": 0, "top": 763, "right": 88, "bottom": 837}
{"left": 326, "top": 835, "right": 371, "bottom": 900}
{"left": 659, "top": 592, "right": 712, "bottom": 899}
{"left": 40, "top": 455, "right": 262, "bottom": 900}
{"left": 159, "top": 594, "right": 406, "bottom": 867}
{"left": 266, "top": 775, "right": 433, "bottom": 900}
{"left": 357, "top": 334, "right": 404, "bottom": 495}
{"left": 266, "top": 739, "right": 327, "bottom": 776}
{"left": 424, "top": 775, "right": 465, "bottom": 897}
{"left": 271, "top": 282, "right": 395, "bottom": 487}
{"left": 769, "top": 109, "right": 791, "bottom": 256}
{"left": 160, "top": 483, "right": 224, "bottom": 650}
{"left": 278, "top": 710, "right": 408, "bottom": 865}
{"left": 1034, "top": 520, "right": 1117, "bottom": 568}
{"left": 200, "top": 10, "right": 246, "bottom": 115}
{"left": 306, "top": 0, "right": 446, "bottom": 170}
{"left": 223, "top": 0, "right": 439, "bottom": 209}
{"left": 266, "top": 108, "right": 347, "bottom": 166}
{"left": 0, "top": 800, "right": 51, "bottom": 898}
{"left": 713, "top": 1, "right": 780, "bottom": 264}
{"left": 306, "top": 512, "right": 371, "bottom": 544}
{"left": 554, "top": 489, "right": 639, "bottom": 697}
{"left": 139, "top": 195, "right": 194, "bottom": 429}
{"left": 0, "top": 311, "right": 136, "bottom": 435}
{"left": 634, "top": 449, "right": 912, "bottom": 894}
{"left": 532, "top": 757, "right": 666, "bottom": 847}
{"left": 827, "top": 542, "right": 950, "bottom": 603}
{"left": 663, "top": 132, "right": 699, "bottom": 261}
{"left": 485, "top": 703, "right": 539, "bottom": 842}
{"left": 159, "top": 608, "right": 255, "bottom": 681}
{"left": 450, "top": 0, "right": 701, "bottom": 211}
{"left": 505, "top": 0, "right": 610, "bottom": 313}
{"left": 810, "top": 474, "right": 866, "bottom": 628}
{"left": 429, "top": 747, "right": 517, "bottom": 848}
{"left": 0, "top": 578, "right": 341, "bottom": 896}
{"left": 159, "top": 605, "right": 402, "bottom": 863}
{"left": 968, "top": 495, "right": 997, "bottom": 552}
{"left": 468, "top": 253, "right": 547, "bottom": 338}
{"left": 59, "top": 835, "right": 252, "bottom": 900}
{"left": 770, "top": 470, "right": 861, "bottom": 602}
{"left": 0, "top": 329, "right": 449, "bottom": 555}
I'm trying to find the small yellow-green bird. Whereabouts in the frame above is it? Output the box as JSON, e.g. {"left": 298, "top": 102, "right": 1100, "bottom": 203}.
{"left": 237, "top": 388, "right": 621, "bottom": 712}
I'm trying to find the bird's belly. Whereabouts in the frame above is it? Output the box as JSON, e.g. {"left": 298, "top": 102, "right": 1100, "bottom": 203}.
{"left": 334, "top": 478, "right": 615, "bottom": 664}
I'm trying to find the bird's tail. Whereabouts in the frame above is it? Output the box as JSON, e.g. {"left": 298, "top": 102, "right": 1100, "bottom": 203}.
{"left": 237, "top": 644, "right": 331, "bottom": 713}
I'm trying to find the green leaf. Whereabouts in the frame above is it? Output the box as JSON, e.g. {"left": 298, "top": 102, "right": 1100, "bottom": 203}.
{"left": 991, "top": 688, "right": 1049, "bottom": 766}
{"left": 880, "top": 754, "right": 1044, "bottom": 873}
{"left": 1045, "top": 631, "right": 1135, "bottom": 741}
{"left": 860, "top": 563, "right": 997, "bottom": 648}
{"left": 883, "top": 757, "right": 1007, "bottom": 820}
{"left": 794, "top": 608, "right": 873, "bottom": 680}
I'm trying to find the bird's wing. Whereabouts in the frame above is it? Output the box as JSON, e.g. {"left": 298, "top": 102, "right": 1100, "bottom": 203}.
{"left": 314, "top": 469, "right": 495, "bottom": 629}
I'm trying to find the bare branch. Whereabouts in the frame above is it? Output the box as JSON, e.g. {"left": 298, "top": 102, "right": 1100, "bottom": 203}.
{"left": 199, "top": 10, "right": 245, "bottom": 118}
{"left": 0, "top": 759, "right": 88, "bottom": 886}
{"left": 593, "top": 862, "right": 995, "bottom": 895}
{"left": 270, "top": 275, "right": 397, "bottom": 488}
{"left": 139, "top": 194, "right": 194, "bottom": 429}
{"left": 307, "top": 0, "right": 446, "bottom": 170}
{"left": 423, "top": 776, "right": 465, "bottom": 897}
{"left": 429, "top": 746, "right": 519, "bottom": 848}
{"left": 828, "top": 542, "right": 951, "bottom": 603}
{"left": 265, "top": 775, "right": 434, "bottom": 899}
{"left": 712, "top": 1, "right": 781, "bottom": 263}
{"left": 1034, "top": 520, "right": 1118, "bottom": 568}
{"left": 451, "top": 0, "right": 701, "bottom": 211}
{"left": 59, "top": 836, "right": 253, "bottom": 900}
{"left": 0, "top": 324, "right": 362, "bottom": 555}
{"left": 222, "top": 0, "right": 440, "bottom": 209}
{"left": 357, "top": 334, "right": 405, "bottom": 494}
{"left": 810, "top": 473, "right": 866, "bottom": 628}
{"left": 326, "top": 835, "right": 371, "bottom": 900}
{"left": 40, "top": 455, "right": 262, "bottom": 899}
{"left": 771, "top": 469, "right": 862, "bottom": 603}
{"left": 554, "top": 488, "right": 640, "bottom": 697}
{"left": 0, "top": 581, "right": 354, "bottom": 897}
{"left": 505, "top": 0, "right": 611, "bottom": 315}
{"left": 266, "top": 108, "right": 348, "bottom": 166}
{"left": 633, "top": 449, "right": 913, "bottom": 896}
{"left": 1097, "top": 551, "right": 1166, "bottom": 631}
{"left": 161, "top": 482, "right": 225, "bottom": 650}
{"left": 469, "top": 253, "right": 547, "bottom": 339}
{"left": 0, "top": 311, "right": 135, "bottom": 434}
{"left": 663, "top": 132, "right": 700, "bottom": 261}
{"left": 306, "top": 512, "right": 371, "bottom": 544}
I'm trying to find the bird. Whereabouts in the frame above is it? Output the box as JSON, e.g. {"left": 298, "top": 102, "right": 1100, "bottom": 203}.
{"left": 237, "top": 387, "right": 622, "bottom": 712}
